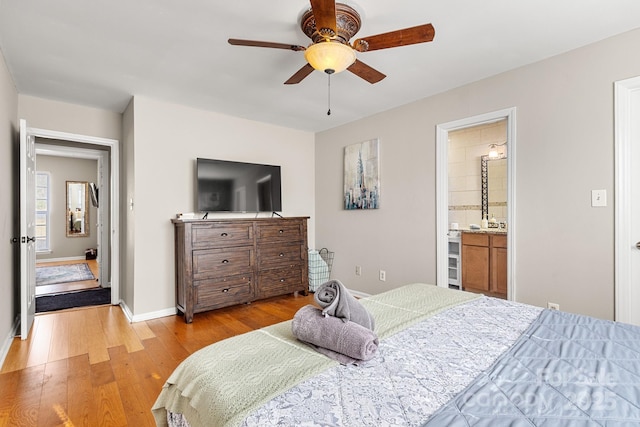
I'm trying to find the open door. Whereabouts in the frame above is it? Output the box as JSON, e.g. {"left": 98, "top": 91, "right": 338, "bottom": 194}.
{"left": 19, "top": 119, "right": 37, "bottom": 339}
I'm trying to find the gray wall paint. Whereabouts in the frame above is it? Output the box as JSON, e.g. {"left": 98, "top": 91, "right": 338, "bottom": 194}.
{"left": 35, "top": 155, "right": 98, "bottom": 260}
{"left": 315, "top": 28, "right": 640, "bottom": 320}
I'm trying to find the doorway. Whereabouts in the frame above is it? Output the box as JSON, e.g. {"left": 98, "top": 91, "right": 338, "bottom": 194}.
{"left": 20, "top": 123, "right": 119, "bottom": 338}
{"left": 436, "top": 107, "right": 516, "bottom": 299}
{"left": 33, "top": 145, "right": 107, "bottom": 312}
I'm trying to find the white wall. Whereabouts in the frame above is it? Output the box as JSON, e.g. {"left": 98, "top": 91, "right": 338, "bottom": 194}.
{"left": 125, "top": 96, "right": 315, "bottom": 316}
{"left": 18, "top": 95, "right": 122, "bottom": 141}
{"left": 0, "top": 48, "right": 18, "bottom": 362}
{"left": 315, "top": 28, "right": 640, "bottom": 320}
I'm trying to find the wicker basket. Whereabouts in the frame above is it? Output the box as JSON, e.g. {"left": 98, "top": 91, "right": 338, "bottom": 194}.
{"left": 308, "top": 248, "right": 334, "bottom": 292}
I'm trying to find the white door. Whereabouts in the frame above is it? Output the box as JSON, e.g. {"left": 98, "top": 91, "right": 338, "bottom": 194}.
{"left": 19, "top": 119, "right": 37, "bottom": 339}
{"left": 614, "top": 76, "right": 640, "bottom": 326}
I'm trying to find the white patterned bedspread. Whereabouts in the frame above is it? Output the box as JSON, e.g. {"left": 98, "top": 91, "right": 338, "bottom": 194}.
{"left": 168, "top": 296, "right": 542, "bottom": 426}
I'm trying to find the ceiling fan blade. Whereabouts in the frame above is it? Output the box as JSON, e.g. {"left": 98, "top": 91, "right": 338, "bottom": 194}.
{"left": 309, "top": 0, "right": 337, "bottom": 35}
{"left": 352, "top": 23, "right": 435, "bottom": 52}
{"left": 228, "top": 38, "right": 306, "bottom": 52}
{"left": 347, "top": 60, "right": 386, "bottom": 84}
{"left": 284, "top": 63, "right": 315, "bottom": 85}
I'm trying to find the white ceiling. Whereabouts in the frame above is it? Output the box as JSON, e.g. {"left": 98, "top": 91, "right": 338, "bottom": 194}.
{"left": 1, "top": 0, "right": 639, "bottom": 133}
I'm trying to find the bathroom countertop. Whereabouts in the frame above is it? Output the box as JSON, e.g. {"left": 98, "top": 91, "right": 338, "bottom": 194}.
{"left": 449, "top": 228, "right": 507, "bottom": 236}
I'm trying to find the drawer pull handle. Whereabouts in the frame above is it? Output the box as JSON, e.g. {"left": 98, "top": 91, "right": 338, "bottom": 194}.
{"left": 222, "top": 259, "right": 229, "bottom": 264}
{"left": 279, "top": 229, "right": 284, "bottom": 234}
{"left": 220, "top": 232, "right": 228, "bottom": 237}
{"left": 279, "top": 253, "right": 284, "bottom": 257}
{"left": 280, "top": 279, "right": 285, "bottom": 282}
{"left": 222, "top": 288, "right": 230, "bottom": 293}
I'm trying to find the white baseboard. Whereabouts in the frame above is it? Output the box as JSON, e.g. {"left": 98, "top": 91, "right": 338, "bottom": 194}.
{"left": 119, "top": 300, "right": 176, "bottom": 323}
{"left": 0, "top": 316, "right": 20, "bottom": 369}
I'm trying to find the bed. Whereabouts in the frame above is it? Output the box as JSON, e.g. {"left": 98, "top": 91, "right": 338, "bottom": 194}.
{"left": 152, "top": 283, "right": 640, "bottom": 426}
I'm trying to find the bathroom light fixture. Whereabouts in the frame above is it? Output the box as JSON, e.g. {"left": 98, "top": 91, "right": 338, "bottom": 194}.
{"left": 304, "top": 41, "right": 356, "bottom": 74}
{"left": 488, "top": 142, "right": 507, "bottom": 159}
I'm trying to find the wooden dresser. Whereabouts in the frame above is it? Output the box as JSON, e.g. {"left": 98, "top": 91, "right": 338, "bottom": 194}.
{"left": 172, "top": 217, "right": 309, "bottom": 323}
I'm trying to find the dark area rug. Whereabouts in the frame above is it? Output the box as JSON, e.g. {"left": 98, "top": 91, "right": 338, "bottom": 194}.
{"left": 36, "top": 287, "right": 111, "bottom": 313}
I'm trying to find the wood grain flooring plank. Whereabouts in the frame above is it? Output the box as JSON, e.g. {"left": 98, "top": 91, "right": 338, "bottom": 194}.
{"left": 131, "top": 320, "right": 156, "bottom": 341}
{"left": 145, "top": 320, "right": 190, "bottom": 363}
{"left": 7, "top": 364, "right": 45, "bottom": 427}
{"left": 68, "top": 309, "right": 90, "bottom": 358}
{"left": 129, "top": 345, "right": 167, "bottom": 411}
{"left": 118, "top": 380, "right": 156, "bottom": 427}
{"left": 97, "top": 306, "right": 144, "bottom": 353}
{"left": 67, "top": 354, "right": 97, "bottom": 427}
{"left": 93, "top": 382, "right": 128, "bottom": 427}
{"left": 37, "top": 358, "right": 69, "bottom": 427}
{"left": 48, "top": 311, "right": 71, "bottom": 362}
{"left": 26, "top": 315, "right": 54, "bottom": 369}
{"left": 83, "top": 309, "right": 110, "bottom": 364}
{"left": 90, "top": 360, "right": 115, "bottom": 389}
{"left": 0, "top": 369, "right": 19, "bottom": 424}
{"left": 1, "top": 337, "right": 30, "bottom": 373}
{"left": 139, "top": 337, "right": 183, "bottom": 381}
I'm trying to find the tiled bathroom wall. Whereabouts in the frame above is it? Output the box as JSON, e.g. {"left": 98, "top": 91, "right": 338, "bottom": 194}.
{"left": 448, "top": 120, "right": 507, "bottom": 229}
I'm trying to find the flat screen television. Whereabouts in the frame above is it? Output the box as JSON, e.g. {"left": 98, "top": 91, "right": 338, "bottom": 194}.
{"left": 196, "top": 158, "right": 282, "bottom": 213}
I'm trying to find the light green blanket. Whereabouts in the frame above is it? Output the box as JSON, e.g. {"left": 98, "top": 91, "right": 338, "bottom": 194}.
{"left": 152, "top": 283, "right": 479, "bottom": 427}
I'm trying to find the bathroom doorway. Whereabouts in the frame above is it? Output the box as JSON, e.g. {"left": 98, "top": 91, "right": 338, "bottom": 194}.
{"left": 435, "top": 108, "right": 516, "bottom": 300}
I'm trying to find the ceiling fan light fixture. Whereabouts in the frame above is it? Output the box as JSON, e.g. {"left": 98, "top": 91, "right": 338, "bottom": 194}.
{"left": 304, "top": 41, "right": 356, "bottom": 74}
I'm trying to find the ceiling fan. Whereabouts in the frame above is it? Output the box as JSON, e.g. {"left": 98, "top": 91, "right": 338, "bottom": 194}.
{"left": 228, "top": 0, "right": 435, "bottom": 85}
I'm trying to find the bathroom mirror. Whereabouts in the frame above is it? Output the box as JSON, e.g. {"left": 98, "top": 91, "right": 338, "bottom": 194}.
{"left": 66, "top": 181, "right": 89, "bottom": 237}
{"left": 481, "top": 156, "right": 507, "bottom": 222}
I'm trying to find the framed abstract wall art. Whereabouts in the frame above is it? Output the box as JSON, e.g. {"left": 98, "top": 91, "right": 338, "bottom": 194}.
{"left": 344, "top": 138, "right": 380, "bottom": 210}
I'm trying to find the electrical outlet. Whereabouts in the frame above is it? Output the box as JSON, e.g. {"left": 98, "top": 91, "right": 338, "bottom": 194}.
{"left": 355, "top": 265, "right": 361, "bottom": 276}
{"left": 547, "top": 302, "right": 560, "bottom": 310}
{"left": 379, "top": 270, "right": 386, "bottom": 281}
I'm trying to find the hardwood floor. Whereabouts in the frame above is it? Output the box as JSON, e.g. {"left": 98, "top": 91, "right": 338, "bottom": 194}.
{"left": 0, "top": 293, "right": 315, "bottom": 426}
{"left": 36, "top": 259, "right": 100, "bottom": 297}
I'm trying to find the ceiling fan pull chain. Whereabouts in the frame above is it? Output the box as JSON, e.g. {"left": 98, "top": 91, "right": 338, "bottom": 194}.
{"left": 327, "top": 72, "right": 331, "bottom": 116}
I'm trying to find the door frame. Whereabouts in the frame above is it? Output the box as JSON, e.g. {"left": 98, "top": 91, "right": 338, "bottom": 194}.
{"left": 614, "top": 76, "right": 640, "bottom": 325}
{"left": 436, "top": 107, "right": 517, "bottom": 299}
{"left": 27, "top": 126, "right": 120, "bottom": 305}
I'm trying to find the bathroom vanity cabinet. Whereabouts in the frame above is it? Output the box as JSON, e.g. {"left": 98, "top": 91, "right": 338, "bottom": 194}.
{"left": 461, "top": 232, "right": 507, "bottom": 298}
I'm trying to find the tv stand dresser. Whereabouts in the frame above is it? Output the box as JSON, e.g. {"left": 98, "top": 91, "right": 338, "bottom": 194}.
{"left": 172, "top": 217, "right": 309, "bottom": 323}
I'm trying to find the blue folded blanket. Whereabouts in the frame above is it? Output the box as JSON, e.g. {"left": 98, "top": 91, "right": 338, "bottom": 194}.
{"left": 292, "top": 305, "right": 379, "bottom": 365}
{"left": 314, "top": 279, "right": 375, "bottom": 331}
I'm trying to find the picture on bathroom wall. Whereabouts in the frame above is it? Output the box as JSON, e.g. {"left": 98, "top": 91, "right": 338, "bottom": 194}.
{"left": 344, "top": 138, "right": 380, "bottom": 210}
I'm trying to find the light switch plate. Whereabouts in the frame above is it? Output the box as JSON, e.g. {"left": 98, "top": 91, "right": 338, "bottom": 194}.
{"left": 591, "top": 189, "right": 607, "bottom": 207}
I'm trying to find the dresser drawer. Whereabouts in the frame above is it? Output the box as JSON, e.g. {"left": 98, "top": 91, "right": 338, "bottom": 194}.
{"left": 192, "top": 246, "right": 253, "bottom": 280}
{"left": 257, "top": 243, "right": 305, "bottom": 268}
{"left": 193, "top": 274, "right": 254, "bottom": 311}
{"left": 191, "top": 223, "right": 253, "bottom": 249}
{"left": 256, "top": 222, "right": 303, "bottom": 243}
{"left": 257, "top": 266, "right": 305, "bottom": 299}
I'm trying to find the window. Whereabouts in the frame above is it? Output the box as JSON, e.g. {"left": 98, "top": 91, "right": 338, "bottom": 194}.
{"left": 35, "top": 171, "right": 51, "bottom": 252}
